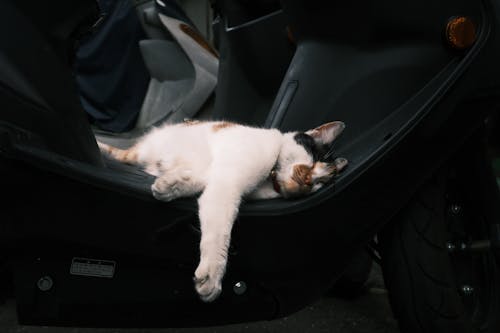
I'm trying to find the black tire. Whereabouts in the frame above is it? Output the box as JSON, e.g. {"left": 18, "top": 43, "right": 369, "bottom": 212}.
{"left": 379, "top": 146, "right": 500, "bottom": 333}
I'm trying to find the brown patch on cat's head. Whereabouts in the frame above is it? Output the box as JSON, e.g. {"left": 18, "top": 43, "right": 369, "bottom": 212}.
{"left": 212, "top": 122, "right": 236, "bottom": 132}
{"left": 292, "top": 164, "right": 312, "bottom": 186}
{"left": 280, "top": 164, "right": 313, "bottom": 197}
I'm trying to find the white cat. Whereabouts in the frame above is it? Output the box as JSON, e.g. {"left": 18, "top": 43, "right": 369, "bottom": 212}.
{"left": 98, "top": 120, "right": 347, "bottom": 302}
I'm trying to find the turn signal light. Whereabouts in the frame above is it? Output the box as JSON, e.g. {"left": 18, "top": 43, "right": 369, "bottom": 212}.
{"left": 445, "top": 16, "right": 476, "bottom": 50}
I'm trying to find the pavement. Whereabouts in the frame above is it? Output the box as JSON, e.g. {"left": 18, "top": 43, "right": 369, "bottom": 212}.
{"left": 0, "top": 264, "right": 399, "bottom": 333}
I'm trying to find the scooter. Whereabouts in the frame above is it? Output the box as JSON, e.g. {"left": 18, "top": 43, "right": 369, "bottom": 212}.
{"left": 1, "top": 0, "right": 499, "bottom": 332}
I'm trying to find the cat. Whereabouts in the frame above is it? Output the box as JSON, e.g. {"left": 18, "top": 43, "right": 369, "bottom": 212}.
{"left": 98, "top": 120, "right": 347, "bottom": 302}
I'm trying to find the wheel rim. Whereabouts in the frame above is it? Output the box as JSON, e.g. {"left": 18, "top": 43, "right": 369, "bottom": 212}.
{"left": 446, "top": 184, "right": 499, "bottom": 330}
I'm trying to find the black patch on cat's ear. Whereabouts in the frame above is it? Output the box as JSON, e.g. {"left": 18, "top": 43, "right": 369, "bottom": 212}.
{"left": 294, "top": 132, "right": 321, "bottom": 161}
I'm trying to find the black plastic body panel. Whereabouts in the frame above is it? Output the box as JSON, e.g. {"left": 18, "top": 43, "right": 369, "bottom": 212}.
{"left": 0, "top": 1, "right": 103, "bottom": 165}
{"left": 2, "top": 99, "right": 495, "bottom": 327}
{"left": 212, "top": 10, "right": 295, "bottom": 125}
{"left": 1, "top": 0, "right": 500, "bottom": 328}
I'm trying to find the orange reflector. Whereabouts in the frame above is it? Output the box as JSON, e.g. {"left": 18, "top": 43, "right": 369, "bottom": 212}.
{"left": 445, "top": 16, "right": 476, "bottom": 50}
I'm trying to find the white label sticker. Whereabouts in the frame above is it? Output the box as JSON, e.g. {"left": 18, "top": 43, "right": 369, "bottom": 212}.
{"left": 70, "top": 257, "right": 116, "bottom": 278}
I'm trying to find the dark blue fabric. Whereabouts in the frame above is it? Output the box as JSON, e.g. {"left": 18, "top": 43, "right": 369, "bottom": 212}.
{"left": 75, "top": 0, "right": 150, "bottom": 133}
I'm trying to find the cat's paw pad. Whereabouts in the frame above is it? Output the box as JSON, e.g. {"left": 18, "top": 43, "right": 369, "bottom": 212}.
{"left": 194, "top": 264, "right": 223, "bottom": 302}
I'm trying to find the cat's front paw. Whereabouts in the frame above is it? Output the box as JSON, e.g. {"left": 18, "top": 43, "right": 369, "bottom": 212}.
{"left": 194, "top": 261, "right": 224, "bottom": 302}
{"left": 151, "top": 177, "right": 180, "bottom": 202}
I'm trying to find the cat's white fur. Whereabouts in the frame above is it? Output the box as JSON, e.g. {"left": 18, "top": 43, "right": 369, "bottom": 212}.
{"left": 98, "top": 120, "right": 347, "bottom": 302}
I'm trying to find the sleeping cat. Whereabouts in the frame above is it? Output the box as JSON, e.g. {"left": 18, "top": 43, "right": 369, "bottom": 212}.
{"left": 98, "top": 120, "right": 347, "bottom": 302}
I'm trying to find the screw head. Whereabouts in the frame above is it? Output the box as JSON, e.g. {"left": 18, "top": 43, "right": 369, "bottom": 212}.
{"left": 451, "top": 204, "right": 462, "bottom": 214}
{"left": 37, "top": 276, "right": 53, "bottom": 291}
{"left": 461, "top": 285, "right": 474, "bottom": 295}
{"left": 233, "top": 281, "right": 247, "bottom": 295}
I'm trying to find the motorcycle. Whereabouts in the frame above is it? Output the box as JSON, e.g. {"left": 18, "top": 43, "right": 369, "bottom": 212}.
{"left": 1, "top": 0, "right": 499, "bottom": 332}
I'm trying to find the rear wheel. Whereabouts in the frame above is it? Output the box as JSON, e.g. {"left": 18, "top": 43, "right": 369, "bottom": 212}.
{"left": 380, "top": 137, "right": 500, "bottom": 333}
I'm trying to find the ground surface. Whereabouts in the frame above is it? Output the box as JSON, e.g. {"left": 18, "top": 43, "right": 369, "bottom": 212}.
{"left": 0, "top": 264, "right": 399, "bottom": 333}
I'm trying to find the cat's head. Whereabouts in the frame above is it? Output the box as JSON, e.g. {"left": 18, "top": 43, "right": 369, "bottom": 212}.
{"left": 272, "top": 121, "right": 348, "bottom": 198}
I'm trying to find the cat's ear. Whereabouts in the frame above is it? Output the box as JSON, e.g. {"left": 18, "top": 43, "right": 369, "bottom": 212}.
{"left": 305, "top": 121, "right": 345, "bottom": 147}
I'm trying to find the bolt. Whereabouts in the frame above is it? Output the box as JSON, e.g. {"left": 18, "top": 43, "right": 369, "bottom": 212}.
{"left": 451, "top": 204, "right": 462, "bottom": 214}
{"left": 461, "top": 285, "right": 474, "bottom": 295}
{"left": 37, "top": 276, "right": 53, "bottom": 291}
{"left": 233, "top": 281, "right": 247, "bottom": 295}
